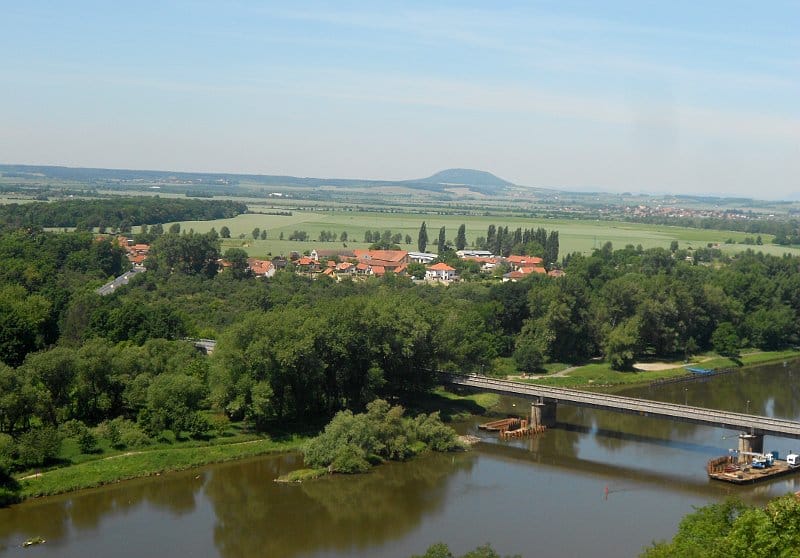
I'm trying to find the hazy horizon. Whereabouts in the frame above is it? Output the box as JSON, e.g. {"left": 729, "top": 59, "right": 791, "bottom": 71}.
{"left": 1, "top": 2, "right": 797, "bottom": 199}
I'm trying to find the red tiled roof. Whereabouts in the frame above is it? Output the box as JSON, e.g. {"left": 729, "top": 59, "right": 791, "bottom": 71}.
{"left": 336, "top": 262, "right": 354, "bottom": 271}
{"left": 322, "top": 268, "right": 334, "bottom": 276}
{"left": 247, "top": 258, "right": 273, "bottom": 275}
{"left": 371, "top": 265, "right": 386, "bottom": 275}
{"left": 296, "top": 257, "right": 315, "bottom": 266}
{"left": 519, "top": 266, "right": 547, "bottom": 275}
{"left": 427, "top": 262, "right": 455, "bottom": 271}
{"left": 327, "top": 260, "right": 336, "bottom": 268}
{"left": 353, "top": 249, "right": 408, "bottom": 264}
{"left": 356, "top": 262, "right": 369, "bottom": 271}
{"left": 508, "top": 255, "right": 543, "bottom": 265}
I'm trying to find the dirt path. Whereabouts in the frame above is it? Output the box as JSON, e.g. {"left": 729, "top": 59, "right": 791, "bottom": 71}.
{"left": 633, "top": 362, "right": 685, "bottom": 371}
{"left": 508, "top": 365, "right": 581, "bottom": 381}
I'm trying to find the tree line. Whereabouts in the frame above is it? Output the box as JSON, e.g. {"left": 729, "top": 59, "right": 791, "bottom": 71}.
{"left": 0, "top": 198, "right": 247, "bottom": 231}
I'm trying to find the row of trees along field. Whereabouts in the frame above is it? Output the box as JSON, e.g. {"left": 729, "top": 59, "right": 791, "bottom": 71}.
{"left": 414, "top": 222, "right": 558, "bottom": 261}
{"left": 3, "top": 222, "right": 800, "bottom": 487}
{"left": 0, "top": 197, "right": 247, "bottom": 231}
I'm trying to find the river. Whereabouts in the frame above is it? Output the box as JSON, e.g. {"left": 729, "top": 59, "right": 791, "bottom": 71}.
{"left": 2, "top": 361, "right": 800, "bottom": 557}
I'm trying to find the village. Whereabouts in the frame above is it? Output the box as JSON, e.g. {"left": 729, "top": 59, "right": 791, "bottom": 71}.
{"left": 112, "top": 237, "right": 564, "bottom": 286}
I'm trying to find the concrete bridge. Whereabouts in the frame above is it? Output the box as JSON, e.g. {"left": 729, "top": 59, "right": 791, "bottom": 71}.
{"left": 441, "top": 373, "right": 800, "bottom": 457}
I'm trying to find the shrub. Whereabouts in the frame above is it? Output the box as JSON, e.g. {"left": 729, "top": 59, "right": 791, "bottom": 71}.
{"left": 120, "top": 425, "right": 151, "bottom": 448}
{"left": 99, "top": 418, "right": 151, "bottom": 449}
{"left": 412, "top": 412, "right": 461, "bottom": 452}
{"left": 330, "top": 444, "right": 371, "bottom": 474}
{"left": 185, "top": 412, "right": 211, "bottom": 439}
{"left": 303, "top": 399, "right": 459, "bottom": 473}
{"left": 59, "top": 419, "right": 88, "bottom": 438}
{"left": 16, "top": 426, "right": 62, "bottom": 469}
{"left": 77, "top": 426, "right": 99, "bottom": 454}
{"left": 208, "top": 414, "right": 230, "bottom": 437}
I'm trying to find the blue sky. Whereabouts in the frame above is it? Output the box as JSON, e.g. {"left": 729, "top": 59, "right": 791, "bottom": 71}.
{"left": 1, "top": 1, "right": 798, "bottom": 198}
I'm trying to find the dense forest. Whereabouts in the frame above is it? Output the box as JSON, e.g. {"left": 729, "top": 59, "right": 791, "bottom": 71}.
{"left": 0, "top": 198, "right": 247, "bottom": 231}
{"left": 3, "top": 224, "right": 800, "bottom": 494}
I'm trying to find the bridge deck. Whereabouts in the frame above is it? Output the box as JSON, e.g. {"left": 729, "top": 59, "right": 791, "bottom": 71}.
{"left": 442, "top": 374, "right": 800, "bottom": 439}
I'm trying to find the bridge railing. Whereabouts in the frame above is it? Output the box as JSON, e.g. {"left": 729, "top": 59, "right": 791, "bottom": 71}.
{"left": 440, "top": 373, "right": 800, "bottom": 439}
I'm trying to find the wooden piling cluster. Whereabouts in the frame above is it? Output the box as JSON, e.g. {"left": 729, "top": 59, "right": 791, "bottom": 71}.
{"left": 499, "top": 423, "right": 547, "bottom": 439}
{"left": 707, "top": 455, "right": 735, "bottom": 474}
{"left": 478, "top": 418, "right": 521, "bottom": 431}
{"left": 479, "top": 417, "right": 547, "bottom": 440}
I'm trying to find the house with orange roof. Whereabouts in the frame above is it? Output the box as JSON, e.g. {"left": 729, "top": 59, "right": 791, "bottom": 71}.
{"left": 426, "top": 262, "right": 457, "bottom": 282}
{"left": 502, "top": 270, "right": 528, "bottom": 282}
{"left": 336, "top": 261, "right": 355, "bottom": 274}
{"left": 355, "top": 262, "right": 370, "bottom": 275}
{"left": 505, "top": 255, "right": 544, "bottom": 270}
{"left": 353, "top": 249, "right": 408, "bottom": 271}
{"left": 247, "top": 258, "right": 275, "bottom": 278}
{"left": 519, "top": 266, "right": 547, "bottom": 275}
{"left": 295, "top": 256, "right": 319, "bottom": 273}
{"left": 129, "top": 254, "right": 147, "bottom": 268}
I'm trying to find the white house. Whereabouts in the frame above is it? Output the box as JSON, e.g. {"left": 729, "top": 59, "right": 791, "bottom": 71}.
{"left": 426, "top": 262, "right": 457, "bottom": 281}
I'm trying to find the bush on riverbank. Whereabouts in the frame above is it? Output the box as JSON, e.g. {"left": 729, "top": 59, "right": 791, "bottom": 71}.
{"left": 302, "top": 400, "right": 462, "bottom": 474}
{"left": 641, "top": 494, "right": 800, "bottom": 557}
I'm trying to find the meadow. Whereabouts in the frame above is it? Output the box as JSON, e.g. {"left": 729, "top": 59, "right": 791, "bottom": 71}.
{"left": 167, "top": 204, "right": 800, "bottom": 259}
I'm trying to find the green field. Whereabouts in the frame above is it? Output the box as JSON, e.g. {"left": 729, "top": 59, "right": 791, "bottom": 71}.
{"left": 166, "top": 207, "right": 800, "bottom": 259}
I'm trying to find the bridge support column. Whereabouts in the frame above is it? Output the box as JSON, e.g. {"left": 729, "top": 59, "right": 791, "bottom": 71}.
{"left": 737, "top": 433, "right": 764, "bottom": 464}
{"left": 531, "top": 399, "right": 557, "bottom": 428}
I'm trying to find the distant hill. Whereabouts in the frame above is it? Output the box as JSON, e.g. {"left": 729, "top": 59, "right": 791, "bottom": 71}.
{"left": 0, "top": 164, "right": 517, "bottom": 197}
{"left": 415, "top": 169, "right": 514, "bottom": 189}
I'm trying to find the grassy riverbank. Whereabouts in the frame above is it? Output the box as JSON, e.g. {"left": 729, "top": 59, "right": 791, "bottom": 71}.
{"left": 526, "top": 349, "right": 800, "bottom": 390}
{"left": 4, "top": 389, "right": 497, "bottom": 503}
{"left": 12, "top": 435, "right": 307, "bottom": 501}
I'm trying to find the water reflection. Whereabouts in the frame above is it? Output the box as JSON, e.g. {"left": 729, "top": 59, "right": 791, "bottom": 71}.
{"left": 0, "top": 468, "right": 206, "bottom": 555}
{"left": 204, "top": 452, "right": 474, "bottom": 558}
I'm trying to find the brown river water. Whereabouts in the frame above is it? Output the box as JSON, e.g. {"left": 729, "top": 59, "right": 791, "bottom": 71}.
{"left": 2, "top": 361, "right": 800, "bottom": 557}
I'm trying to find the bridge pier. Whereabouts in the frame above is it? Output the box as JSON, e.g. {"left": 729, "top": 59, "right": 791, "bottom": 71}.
{"left": 737, "top": 433, "right": 764, "bottom": 464}
{"left": 531, "top": 399, "right": 557, "bottom": 428}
